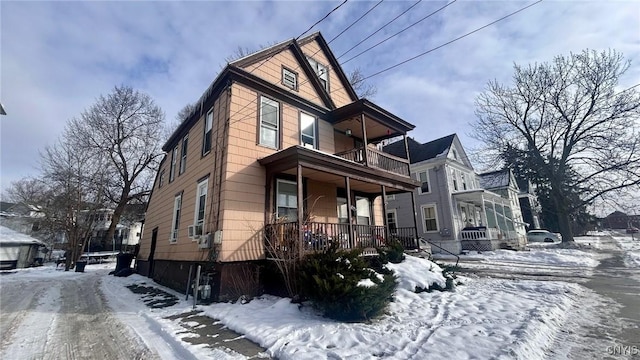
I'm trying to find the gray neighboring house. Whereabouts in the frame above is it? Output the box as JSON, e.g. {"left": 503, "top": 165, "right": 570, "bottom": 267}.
{"left": 384, "top": 134, "right": 527, "bottom": 254}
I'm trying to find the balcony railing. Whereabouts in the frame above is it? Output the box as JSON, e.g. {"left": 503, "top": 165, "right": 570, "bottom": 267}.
{"left": 334, "top": 147, "right": 410, "bottom": 177}
{"left": 265, "top": 222, "right": 419, "bottom": 256}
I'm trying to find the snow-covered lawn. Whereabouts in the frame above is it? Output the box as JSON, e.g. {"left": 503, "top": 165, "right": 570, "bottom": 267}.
{"left": 458, "top": 248, "right": 599, "bottom": 268}
{"left": 99, "top": 255, "right": 596, "bottom": 359}
{"left": 612, "top": 235, "right": 640, "bottom": 268}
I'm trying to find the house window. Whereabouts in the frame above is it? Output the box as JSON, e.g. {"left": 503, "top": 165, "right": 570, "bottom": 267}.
{"left": 259, "top": 96, "right": 279, "bottom": 149}
{"left": 159, "top": 169, "right": 165, "bottom": 188}
{"left": 452, "top": 148, "right": 458, "bottom": 160}
{"left": 356, "top": 197, "right": 370, "bottom": 225}
{"left": 179, "top": 134, "right": 188, "bottom": 175}
{"left": 203, "top": 110, "right": 213, "bottom": 155}
{"left": 170, "top": 194, "right": 182, "bottom": 243}
{"left": 194, "top": 179, "right": 208, "bottom": 238}
{"left": 276, "top": 180, "right": 297, "bottom": 221}
{"left": 417, "top": 170, "right": 430, "bottom": 194}
{"left": 169, "top": 146, "right": 178, "bottom": 182}
{"left": 421, "top": 204, "right": 439, "bottom": 232}
{"left": 385, "top": 194, "right": 395, "bottom": 201}
{"left": 451, "top": 169, "right": 458, "bottom": 191}
{"left": 282, "top": 67, "right": 298, "bottom": 90}
{"left": 300, "top": 112, "right": 316, "bottom": 149}
{"left": 337, "top": 197, "right": 348, "bottom": 223}
{"left": 461, "top": 173, "right": 467, "bottom": 190}
{"left": 307, "top": 57, "right": 329, "bottom": 91}
{"left": 387, "top": 210, "right": 397, "bottom": 231}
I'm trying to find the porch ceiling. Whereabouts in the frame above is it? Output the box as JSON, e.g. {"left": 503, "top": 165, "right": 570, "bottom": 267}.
{"left": 329, "top": 99, "right": 415, "bottom": 142}
{"left": 258, "top": 146, "right": 419, "bottom": 193}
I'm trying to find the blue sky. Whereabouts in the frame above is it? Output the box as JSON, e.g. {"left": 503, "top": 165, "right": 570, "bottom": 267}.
{"left": 1, "top": 0, "right": 639, "bottom": 192}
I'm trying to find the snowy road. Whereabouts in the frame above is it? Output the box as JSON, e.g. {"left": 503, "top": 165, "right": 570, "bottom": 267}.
{"left": 0, "top": 269, "right": 158, "bottom": 360}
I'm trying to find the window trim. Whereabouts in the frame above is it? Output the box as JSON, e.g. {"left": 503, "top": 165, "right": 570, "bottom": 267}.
{"left": 276, "top": 179, "right": 298, "bottom": 221}
{"left": 158, "top": 169, "right": 165, "bottom": 188}
{"left": 194, "top": 178, "right": 209, "bottom": 241}
{"left": 386, "top": 209, "right": 398, "bottom": 231}
{"left": 170, "top": 193, "right": 182, "bottom": 244}
{"left": 257, "top": 95, "right": 281, "bottom": 150}
{"left": 202, "top": 109, "right": 213, "bottom": 156}
{"left": 281, "top": 66, "right": 298, "bottom": 91}
{"left": 417, "top": 170, "right": 431, "bottom": 194}
{"left": 307, "top": 56, "right": 329, "bottom": 92}
{"left": 169, "top": 146, "right": 178, "bottom": 182}
{"left": 420, "top": 203, "right": 439, "bottom": 233}
{"left": 179, "top": 134, "right": 189, "bottom": 175}
{"left": 299, "top": 111, "right": 317, "bottom": 149}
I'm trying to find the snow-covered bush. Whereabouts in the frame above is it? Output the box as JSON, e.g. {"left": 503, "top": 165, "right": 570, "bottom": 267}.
{"left": 298, "top": 242, "right": 397, "bottom": 322}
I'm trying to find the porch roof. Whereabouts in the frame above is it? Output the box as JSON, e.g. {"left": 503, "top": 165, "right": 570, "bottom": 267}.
{"left": 328, "top": 99, "right": 415, "bottom": 142}
{"left": 452, "top": 189, "right": 507, "bottom": 206}
{"left": 258, "top": 146, "right": 420, "bottom": 193}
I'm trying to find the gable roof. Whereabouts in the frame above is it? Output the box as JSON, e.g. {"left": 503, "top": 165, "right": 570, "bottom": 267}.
{"left": 383, "top": 134, "right": 456, "bottom": 164}
{"left": 479, "top": 169, "right": 510, "bottom": 189}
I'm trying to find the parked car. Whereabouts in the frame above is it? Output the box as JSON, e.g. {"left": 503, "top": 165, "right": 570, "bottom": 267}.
{"left": 626, "top": 227, "right": 639, "bottom": 234}
{"left": 527, "top": 230, "right": 560, "bottom": 243}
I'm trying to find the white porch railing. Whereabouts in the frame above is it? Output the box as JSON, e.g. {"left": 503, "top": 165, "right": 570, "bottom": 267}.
{"left": 459, "top": 227, "right": 501, "bottom": 240}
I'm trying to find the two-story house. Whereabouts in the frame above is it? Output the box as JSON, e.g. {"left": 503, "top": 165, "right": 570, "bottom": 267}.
{"left": 137, "top": 32, "right": 420, "bottom": 301}
{"left": 384, "top": 134, "right": 526, "bottom": 254}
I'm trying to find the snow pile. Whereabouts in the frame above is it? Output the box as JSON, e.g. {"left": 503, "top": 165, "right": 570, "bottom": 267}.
{"left": 196, "top": 257, "right": 586, "bottom": 359}
{"left": 460, "top": 248, "right": 599, "bottom": 268}
{"left": 0, "top": 225, "right": 45, "bottom": 245}
{"left": 612, "top": 235, "right": 640, "bottom": 268}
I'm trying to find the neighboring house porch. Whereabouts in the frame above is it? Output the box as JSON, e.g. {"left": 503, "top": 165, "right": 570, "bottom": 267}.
{"left": 453, "top": 189, "right": 527, "bottom": 251}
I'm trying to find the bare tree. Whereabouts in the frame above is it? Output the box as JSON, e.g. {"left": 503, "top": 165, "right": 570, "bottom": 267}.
{"left": 163, "top": 102, "right": 197, "bottom": 142}
{"left": 348, "top": 67, "right": 377, "bottom": 99}
{"left": 472, "top": 49, "right": 640, "bottom": 243}
{"left": 39, "top": 131, "right": 108, "bottom": 270}
{"left": 68, "top": 86, "right": 165, "bottom": 252}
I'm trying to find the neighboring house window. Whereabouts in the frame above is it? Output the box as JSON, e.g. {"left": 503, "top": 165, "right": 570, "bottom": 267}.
{"left": 169, "top": 146, "right": 178, "bottom": 182}
{"left": 179, "top": 134, "right": 188, "bottom": 175}
{"left": 421, "top": 204, "right": 439, "bottom": 232}
{"left": 461, "top": 173, "right": 467, "bottom": 190}
{"left": 259, "top": 96, "right": 279, "bottom": 149}
{"left": 417, "top": 170, "right": 430, "bottom": 194}
{"left": 337, "top": 197, "right": 348, "bottom": 223}
{"left": 307, "top": 57, "right": 329, "bottom": 91}
{"left": 159, "top": 169, "right": 165, "bottom": 188}
{"left": 356, "top": 197, "right": 370, "bottom": 225}
{"left": 170, "top": 194, "right": 182, "bottom": 243}
{"left": 203, "top": 109, "right": 213, "bottom": 155}
{"left": 194, "top": 179, "right": 208, "bottom": 237}
{"left": 451, "top": 169, "right": 458, "bottom": 191}
{"left": 387, "top": 210, "right": 397, "bottom": 231}
{"left": 300, "top": 112, "right": 316, "bottom": 149}
{"left": 282, "top": 67, "right": 298, "bottom": 90}
{"left": 385, "top": 194, "right": 395, "bottom": 201}
{"left": 276, "top": 180, "right": 297, "bottom": 221}
{"left": 452, "top": 148, "right": 458, "bottom": 160}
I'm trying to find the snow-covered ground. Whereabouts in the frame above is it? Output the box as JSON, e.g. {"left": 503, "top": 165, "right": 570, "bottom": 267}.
{"left": 2, "top": 231, "right": 624, "bottom": 359}
{"left": 611, "top": 234, "right": 640, "bottom": 267}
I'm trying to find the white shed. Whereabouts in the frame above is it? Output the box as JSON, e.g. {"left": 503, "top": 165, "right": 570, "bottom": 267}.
{"left": 0, "top": 226, "right": 46, "bottom": 269}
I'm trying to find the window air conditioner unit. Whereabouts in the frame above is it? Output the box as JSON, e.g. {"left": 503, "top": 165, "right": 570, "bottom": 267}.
{"left": 198, "top": 233, "right": 212, "bottom": 249}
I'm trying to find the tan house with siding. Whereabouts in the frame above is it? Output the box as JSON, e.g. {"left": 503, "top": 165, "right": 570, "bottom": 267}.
{"left": 138, "top": 32, "right": 421, "bottom": 301}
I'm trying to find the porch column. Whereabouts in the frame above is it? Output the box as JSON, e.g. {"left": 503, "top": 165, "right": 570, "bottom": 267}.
{"left": 492, "top": 202, "right": 500, "bottom": 233}
{"left": 345, "top": 176, "right": 354, "bottom": 249}
{"left": 403, "top": 134, "right": 411, "bottom": 176}
{"left": 381, "top": 186, "right": 389, "bottom": 244}
{"left": 297, "top": 165, "right": 304, "bottom": 257}
{"left": 360, "top": 114, "right": 369, "bottom": 167}
{"left": 410, "top": 191, "right": 419, "bottom": 249}
{"left": 264, "top": 170, "right": 273, "bottom": 224}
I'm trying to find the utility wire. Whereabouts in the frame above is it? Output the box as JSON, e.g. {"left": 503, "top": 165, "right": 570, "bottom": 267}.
{"left": 360, "top": 0, "right": 543, "bottom": 82}
{"left": 298, "top": 0, "right": 349, "bottom": 40}
{"left": 328, "top": 0, "right": 384, "bottom": 44}
{"left": 336, "top": 0, "right": 422, "bottom": 60}
{"left": 342, "top": 0, "right": 457, "bottom": 65}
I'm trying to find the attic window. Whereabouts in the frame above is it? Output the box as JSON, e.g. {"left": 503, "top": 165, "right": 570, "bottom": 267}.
{"left": 452, "top": 149, "right": 458, "bottom": 160}
{"left": 282, "top": 67, "right": 298, "bottom": 90}
{"left": 306, "top": 57, "right": 328, "bottom": 91}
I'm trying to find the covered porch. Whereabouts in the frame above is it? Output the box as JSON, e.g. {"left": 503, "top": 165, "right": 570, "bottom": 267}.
{"left": 258, "top": 146, "right": 421, "bottom": 257}
{"left": 453, "top": 190, "right": 526, "bottom": 251}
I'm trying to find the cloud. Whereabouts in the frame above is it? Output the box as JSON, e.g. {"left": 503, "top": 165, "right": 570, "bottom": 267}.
{"left": 1, "top": 0, "right": 638, "bottom": 190}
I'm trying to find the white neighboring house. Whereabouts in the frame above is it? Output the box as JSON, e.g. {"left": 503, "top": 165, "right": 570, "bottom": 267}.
{"left": 0, "top": 225, "right": 46, "bottom": 269}
{"left": 384, "top": 134, "right": 528, "bottom": 254}
{"left": 81, "top": 209, "right": 143, "bottom": 252}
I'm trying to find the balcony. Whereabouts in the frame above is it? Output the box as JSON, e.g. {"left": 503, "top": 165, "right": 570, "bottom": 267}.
{"left": 334, "top": 147, "right": 410, "bottom": 177}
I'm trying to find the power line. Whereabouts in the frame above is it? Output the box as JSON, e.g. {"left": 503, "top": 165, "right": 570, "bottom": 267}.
{"left": 360, "top": 0, "right": 543, "bottom": 82}
{"left": 336, "top": 0, "right": 423, "bottom": 60}
{"left": 341, "top": 0, "right": 457, "bottom": 65}
{"left": 297, "top": 0, "right": 349, "bottom": 40}
{"left": 328, "top": 0, "right": 384, "bottom": 44}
